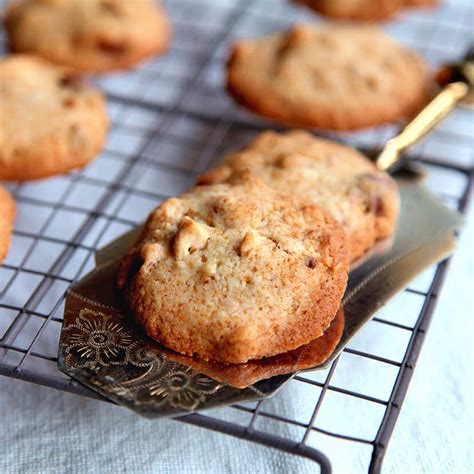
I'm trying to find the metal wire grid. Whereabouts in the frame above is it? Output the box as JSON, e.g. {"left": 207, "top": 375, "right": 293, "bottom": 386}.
{"left": 0, "top": 0, "right": 473, "bottom": 472}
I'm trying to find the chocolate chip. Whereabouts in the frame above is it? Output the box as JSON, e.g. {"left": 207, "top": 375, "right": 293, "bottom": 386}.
{"left": 96, "top": 38, "right": 127, "bottom": 55}
{"left": 373, "top": 196, "right": 386, "bottom": 216}
{"left": 58, "top": 75, "right": 86, "bottom": 90}
{"left": 307, "top": 257, "right": 317, "bottom": 269}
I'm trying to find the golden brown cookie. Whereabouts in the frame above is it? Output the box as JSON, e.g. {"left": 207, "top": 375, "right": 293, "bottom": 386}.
{"left": 4, "top": 0, "right": 171, "bottom": 73}
{"left": 295, "top": 0, "right": 438, "bottom": 21}
{"left": 0, "top": 187, "right": 16, "bottom": 263}
{"left": 0, "top": 55, "right": 108, "bottom": 181}
{"left": 118, "top": 171, "right": 349, "bottom": 363}
{"left": 198, "top": 131, "right": 400, "bottom": 262}
{"left": 227, "top": 24, "right": 431, "bottom": 130}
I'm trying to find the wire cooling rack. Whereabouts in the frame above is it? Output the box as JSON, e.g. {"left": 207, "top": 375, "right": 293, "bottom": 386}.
{"left": 0, "top": 0, "right": 473, "bottom": 472}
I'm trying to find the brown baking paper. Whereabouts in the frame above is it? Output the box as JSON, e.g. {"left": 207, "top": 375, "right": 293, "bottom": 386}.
{"left": 58, "top": 176, "right": 461, "bottom": 418}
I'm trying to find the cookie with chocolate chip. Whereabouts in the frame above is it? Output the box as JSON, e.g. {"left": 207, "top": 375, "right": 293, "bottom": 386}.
{"left": 227, "top": 24, "right": 431, "bottom": 130}
{"left": 295, "top": 0, "right": 438, "bottom": 21}
{"left": 4, "top": 0, "right": 171, "bottom": 73}
{"left": 0, "top": 187, "right": 15, "bottom": 263}
{"left": 118, "top": 171, "right": 349, "bottom": 363}
{"left": 0, "top": 55, "right": 108, "bottom": 181}
{"left": 198, "top": 131, "right": 400, "bottom": 262}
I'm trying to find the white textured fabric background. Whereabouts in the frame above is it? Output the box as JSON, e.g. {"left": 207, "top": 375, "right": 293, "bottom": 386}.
{"left": 1, "top": 197, "right": 472, "bottom": 474}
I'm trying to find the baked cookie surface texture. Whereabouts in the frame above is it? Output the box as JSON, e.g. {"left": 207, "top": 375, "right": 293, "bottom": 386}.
{"left": 118, "top": 172, "right": 349, "bottom": 363}
{"left": 0, "top": 55, "right": 108, "bottom": 181}
{"left": 0, "top": 187, "right": 15, "bottom": 263}
{"left": 227, "top": 24, "right": 430, "bottom": 130}
{"left": 198, "top": 131, "right": 400, "bottom": 262}
{"left": 4, "top": 0, "right": 171, "bottom": 72}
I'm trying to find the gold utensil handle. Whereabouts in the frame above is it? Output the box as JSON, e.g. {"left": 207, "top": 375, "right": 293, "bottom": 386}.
{"left": 376, "top": 81, "right": 469, "bottom": 171}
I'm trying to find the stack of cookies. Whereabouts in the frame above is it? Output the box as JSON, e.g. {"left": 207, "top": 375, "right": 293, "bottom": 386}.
{"left": 118, "top": 169, "right": 350, "bottom": 363}
{"left": 0, "top": 0, "right": 172, "bottom": 263}
{"left": 118, "top": 131, "right": 400, "bottom": 366}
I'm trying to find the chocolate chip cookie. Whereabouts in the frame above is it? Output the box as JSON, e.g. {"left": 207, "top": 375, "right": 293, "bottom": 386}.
{"left": 0, "top": 55, "right": 108, "bottom": 181}
{"left": 118, "top": 171, "right": 349, "bottom": 363}
{"left": 227, "top": 24, "right": 431, "bottom": 130}
{"left": 4, "top": 0, "right": 171, "bottom": 73}
{"left": 198, "top": 131, "right": 400, "bottom": 262}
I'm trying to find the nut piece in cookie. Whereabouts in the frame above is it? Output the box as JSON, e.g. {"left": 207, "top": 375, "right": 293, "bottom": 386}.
{"left": 295, "top": 0, "right": 438, "bottom": 21}
{"left": 4, "top": 0, "right": 172, "bottom": 73}
{"left": 227, "top": 24, "right": 431, "bottom": 130}
{"left": 118, "top": 171, "right": 349, "bottom": 363}
{"left": 0, "top": 187, "right": 16, "bottom": 263}
{"left": 0, "top": 55, "right": 108, "bottom": 181}
{"left": 198, "top": 130, "right": 400, "bottom": 262}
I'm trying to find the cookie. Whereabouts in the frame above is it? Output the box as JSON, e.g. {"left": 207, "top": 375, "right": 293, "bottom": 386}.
{"left": 295, "top": 0, "right": 438, "bottom": 21}
{"left": 4, "top": 0, "right": 171, "bottom": 73}
{"left": 166, "top": 307, "right": 344, "bottom": 388}
{"left": 118, "top": 171, "right": 349, "bottom": 363}
{"left": 0, "top": 187, "right": 16, "bottom": 263}
{"left": 227, "top": 24, "right": 431, "bottom": 130}
{"left": 0, "top": 55, "right": 108, "bottom": 181}
{"left": 198, "top": 131, "right": 400, "bottom": 262}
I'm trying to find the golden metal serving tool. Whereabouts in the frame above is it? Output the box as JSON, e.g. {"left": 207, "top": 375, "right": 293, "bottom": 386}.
{"left": 377, "top": 47, "right": 474, "bottom": 172}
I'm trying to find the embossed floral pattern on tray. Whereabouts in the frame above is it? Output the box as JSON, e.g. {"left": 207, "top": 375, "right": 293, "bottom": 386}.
{"left": 148, "top": 364, "right": 224, "bottom": 410}
{"left": 58, "top": 282, "right": 278, "bottom": 417}
{"left": 63, "top": 308, "right": 134, "bottom": 369}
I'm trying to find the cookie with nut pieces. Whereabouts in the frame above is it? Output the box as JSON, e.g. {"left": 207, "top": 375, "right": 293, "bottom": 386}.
{"left": 0, "top": 187, "right": 15, "bottom": 264}
{"left": 227, "top": 24, "right": 431, "bottom": 130}
{"left": 199, "top": 131, "right": 400, "bottom": 262}
{"left": 4, "top": 0, "right": 171, "bottom": 73}
{"left": 295, "top": 0, "right": 438, "bottom": 21}
{"left": 118, "top": 171, "right": 349, "bottom": 363}
{"left": 0, "top": 55, "right": 108, "bottom": 181}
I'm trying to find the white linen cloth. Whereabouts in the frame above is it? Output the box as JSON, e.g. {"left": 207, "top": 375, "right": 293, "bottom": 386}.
{"left": 1, "top": 198, "right": 472, "bottom": 474}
